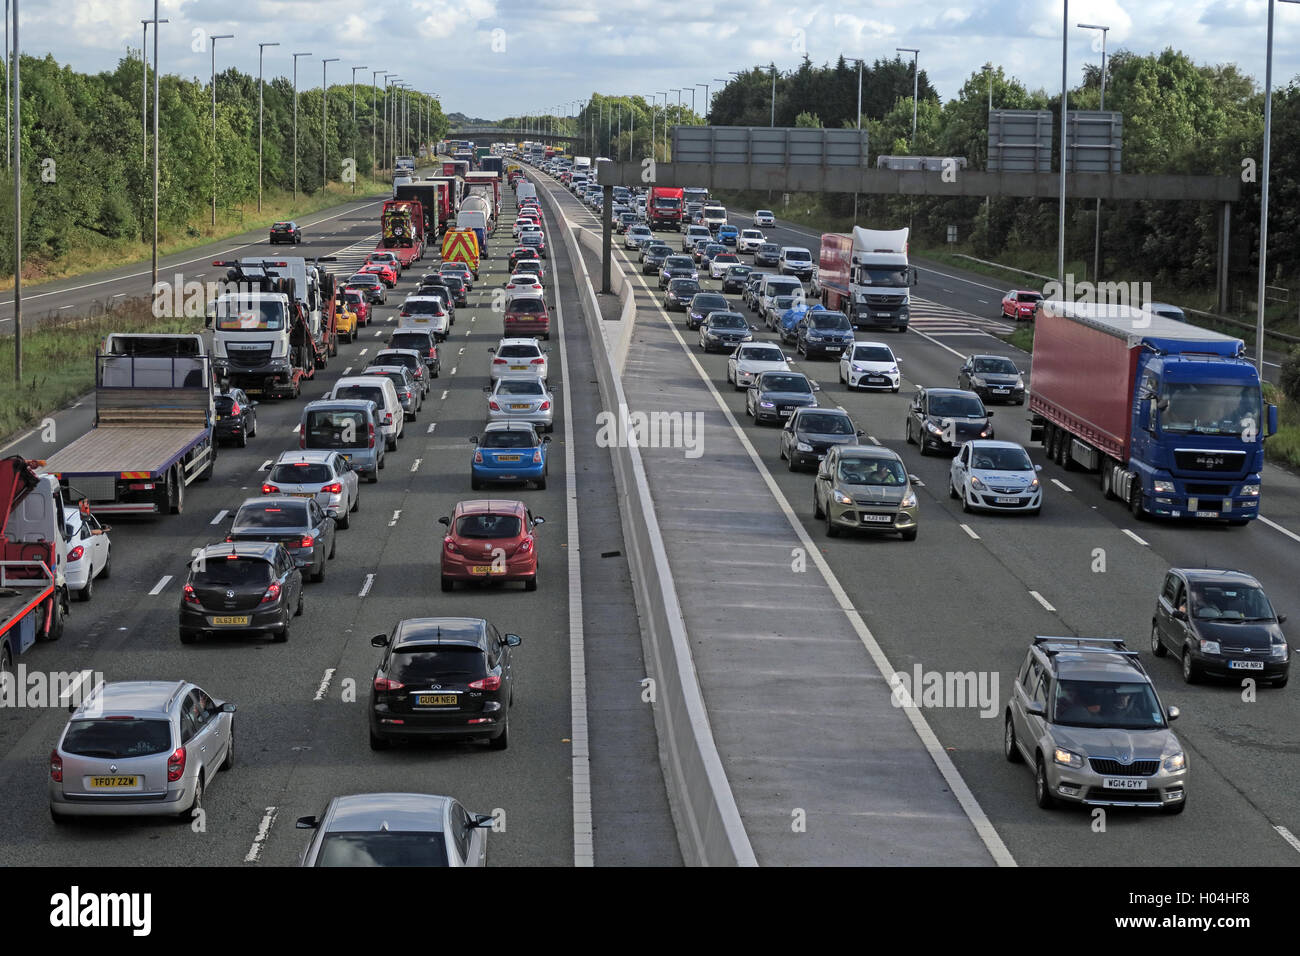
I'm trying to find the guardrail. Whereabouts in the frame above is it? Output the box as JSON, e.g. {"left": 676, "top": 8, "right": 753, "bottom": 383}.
{"left": 538, "top": 178, "right": 757, "bottom": 867}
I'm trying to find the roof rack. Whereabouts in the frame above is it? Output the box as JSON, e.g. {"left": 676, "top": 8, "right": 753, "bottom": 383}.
{"left": 1033, "top": 636, "right": 1146, "bottom": 668}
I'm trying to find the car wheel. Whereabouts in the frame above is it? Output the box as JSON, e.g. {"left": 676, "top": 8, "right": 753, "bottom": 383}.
{"left": 962, "top": 488, "right": 974, "bottom": 513}
{"left": 311, "top": 561, "right": 325, "bottom": 584}
{"left": 328, "top": 536, "right": 336, "bottom": 560}
{"left": 825, "top": 512, "right": 840, "bottom": 537}
{"left": 787, "top": 453, "right": 798, "bottom": 472}
{"left": 369, "top": 729, "right": 390, "bottom": 751}
{"left": 813, "top": 489, "right": 824, "bottom": 519}
{"left": 900, "top": 526, "right": 918, "bottom": 541}
{"left": 100, "top": 547, "right": 110, "bottom": 579}
{"left": 249, "top": 413, "right": 258, "bottom": 438}
{"left": 1272, "top": 673, "right": 1289, "bottom": 688}
{"left": 949, "top": 477, "right": 959, "bottom": 500}
{"left": 295, "top": 587, "right": 304, "bottom": 617}
{"left": 471, "top": 476, "right": 482, "bottom": 491}
{"left": 49, "top": 806, "right": 68, "bottom": 825}
{"left": 488, "top": 714, "right": 510, "bottom": 751}
{"left": 1003, "top": 715, "right": 1024, "bottom": 764}
{"left": 524, "top": 577, "right": 538, "bottom": 592}
{"left": 1034, "top": 757, "right": 1056, "bottom": 809}
{"left": 350, "top": 492, "right": 359, "bottom": 513}
{"left": 1129, "top": 484, "right": 1147, "bottom": 521}
{"left": 179, "top": 775, "right": 203, "bottom": 821}
{"left": 1181, "top": 648, "right": 1200, "bottom": 684}
{"left": 1150, "top": 623, "right": 1167, "bottom": 657}
{"left": 238, "top": 429, "right": 248, "bottom": 448}
{"left": 179, "top": 629, "right": 197, "bottom": 645}
{"left": 274, "top": 618, "right": 290, "bottom": 642}
{"left": 905, "top": 420, "right": 915, "bottom": 445}
{"left": 220, "top": 729, "right": 234, "bottom": 771}
{"left": 77, "top": 573, "right": 93, "bottom": 602}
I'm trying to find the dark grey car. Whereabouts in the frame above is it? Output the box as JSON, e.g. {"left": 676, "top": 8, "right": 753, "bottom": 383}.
{"left": 746, "top": 370, "right": 820, "bottom": 424}
{"left": 228, "top": 496, "right": 337, "bottom": 583}
{"left": 905, "top": 387, "right": 994, "bottom": 455}
{"left": 754, "top": 243, "right": 781, "bottom": 267}
{"left": 958, "top": 354, "right": 1026, "bottom": 405}
{"left": 780, "top": 407, "right": 864, "bottom": 471}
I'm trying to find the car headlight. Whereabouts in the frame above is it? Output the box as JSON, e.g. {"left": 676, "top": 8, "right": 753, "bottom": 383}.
{"left": 796, "top": 442, "right": 813, "bottom": 452}
{"left": 1053, "top": 747, "right": 1084, "bottom": 769}
{"left": 1153, "top": 480, "right": 1176, "bottom": 494}
{"left": 1271, "top": 642, "right": 1289, "bottom": 659}
{"left": 1163, "top": 752, "right": 1186, "bottom": 772}
{"left": 1199, "top": 639, "right": 1221, "bottom": 655}
{"left": 901, "top": 492, "right": 917, "bottom": 508}
{"left": 741, "top": 334, "right": 753, "bottom": 342}
{"left": 1030, "top": 478, "right": 1040, "bottom": 488}
{"left": 832, "top": 490, "right": 853, "bottom": 506}
{"left": 970, "top": 476, "right": 986, "bottom": 490}
{"left": 889, "top": 366, "right": 899, "bottom": 374}
{"left": 1015, "top": 378, "right": 1025, "bottom": 388}
{"left": 969, "top": 376, "right": 985, "bottom": 387}
{"left": 1241, "top": 483, "right": 1260, "bottom": 496}
{"left": 926, "top": 422, "right": 942, "bottom": 434}
{"left": 759, "top": 400, "right": 775, "bottom": 409}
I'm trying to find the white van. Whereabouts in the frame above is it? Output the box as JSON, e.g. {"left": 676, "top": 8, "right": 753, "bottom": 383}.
{"left": 758, "top": 274, "right": 805, "bottom": 320}
{"left": 516, "top": 182, "right": 538, "bottom": 203}
{"left": 327, "top": 376, "right": 404, "bottom": 451}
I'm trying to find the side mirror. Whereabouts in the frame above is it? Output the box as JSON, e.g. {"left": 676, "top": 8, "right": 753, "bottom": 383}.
{"left": 1166, "top": 705, "right": 1180, "bottom": 722}
{"left": 1034, "top": 464, "right": 1043, "bottom": 472}
{"left": 811, "top": 383, "right": 821, "bottom": 391}
{"left": 469, "top": 436, "right": 478, "bottom": 444}
{"left": 817, "top": 472, "right": 831, "bottom": 481}
{"left": 504, "top": 633, "right": 522, "bottom": 647}
{"left": 221, "top": 702, "right": 237, "bottom": 714}
{"left": 1173, "top": 608, "right": 1188, "bottom": 622}
{"left": 542, "top": 436, "right": 552, "bottom": 443}
{"left": 986, "top": 411, "right": 994, "bottom": 418}
{"left": 370, "top": 634, "right": 389, "bottom": 647}
{"left": 250, "top": 401, "right": 260, "bottom": 407}
{"left": 1277, "top": 614, "right": 1287, "bottom": 624}
{"left": 295, "top": 816, "right": 320, "bottom": 830}
{"left": 1025, "top": 700, "right": 1046, "bottom": 717}
{"left": 488, "top": 347, "right": 496, "bottom": 353}
{"left": 1268, "top": 403, "right": 1279, "bottom": 437}
{"left": 482, "top": 385, "right": 492, "bottom": 393}
{"left": 471, "top": 813, "right": 494, "bottom": 829}
{"left": 911, "top": 268, "right": 919, "bottom": 286}
{"left": 438, "top": 516, "right": 450, "bottom": 526}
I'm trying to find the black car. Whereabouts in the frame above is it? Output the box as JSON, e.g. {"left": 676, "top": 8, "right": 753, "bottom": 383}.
{"left": 372, "top": 348, "right": 432, "bottom": 394}
{"left": 180, "top": 541, "right": 303, "bottom": 644}
{"left": 754, "top": 243, "right": 781, "bottom": 267}
{"left": 686, "top": 292, "right": 730, "bottom": 330}
{"left": 698, "top": 312, "right": 755, "bottom": 353}
{"left": 1152, "top": 569, "right": 1290, "bottom": 687}
{"left": 905, "top": 387, "right": 994, "bottom": 455}
{"left": 722, "top": 264, "right": 753, "bottom": 293}
{"left": 746, "top": 370, "right": 820, "bottom": 424}
{"left": 508, "top": 248, "right": 539, "bottom": 273}
{"left": 227, "top": 496, "right": 337, "bottom": 583}
{"left": 270, "top": 221, "right": 302, "bottom": 244}
{"left": 441, "top": 275, "right": 469, "bottom": 308}
{"left": 215, "top": 389, "right": 258, "bottom": 447}
{"left": 780, "top": 407, "right": 864, "bottom": 471}
{"left": 512, "top": 259, "right": 546, "bottom": 283}
{"left": 665, "top": 279, "right": 703, "bottom": 313}
{"left": 796, "top": 310, "right": 855, "bottom": 359}
{"left": 369, "top": 617, "right": 522, "bottom": 750}
{"left": 640, "top": 244, "right": 672, "bottom": 272}
{"left": 346, "top": 275, "right": 387, "bottom": 305}
{"left": 957, "top": 354, "right": 1026, "bottom": 405}
{"left": 388, "top": 329, "right": 441, "bottom": 375}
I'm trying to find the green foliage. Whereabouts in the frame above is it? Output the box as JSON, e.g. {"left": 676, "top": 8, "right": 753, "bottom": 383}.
{"left": 794, "top": 111, "right": 822, "bottom": 128}
{"left": 1280, "top": 348, "right": 1300, "bottom": 406}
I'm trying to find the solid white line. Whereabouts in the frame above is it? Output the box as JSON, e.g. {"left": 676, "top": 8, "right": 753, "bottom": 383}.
{"left": 1050, "top": 478, "right": 1072, "bottom": 492}
{"left": 148, "top": 575, "right": 172, "bottom": 596}
{"left": 1029, "top": 590, "right": 1056, "bottom": 612}
{"left": 291, "top": 424, "right": 301, "bottom": 433}
{"left": 388, "top": 510, "right": 401, "bottom": 527}
{"left": 907, "top": 323, "right": 971, "bottom": 361}
{"left": 244, "top": 807, "right": 278, "bottom": 863}
{"left": 410, "top": 458, "right": 422, "bottom": 472}
{"left": 1259, "top": 514, "right": 1300, "bottom": 545}
{"left": 210, "top": 509, "right": 229, "bottom": 526}
{"left": 1122, "top": 529, "right": 1150, "bottom": 547}
{"left": 618, "top": 204, "right": 1016, "bottom": 867}
{"left": 358, "top": 573, "right": 374, "bottom": 598}
{"left": 959, "top": 523, "right": 980, "bottom": 540}
{"left": 1276, "top": 825, "right": 1300, "bottom": 855}
{"left": 313, "top": 669, "right": 336, "bottom": 702}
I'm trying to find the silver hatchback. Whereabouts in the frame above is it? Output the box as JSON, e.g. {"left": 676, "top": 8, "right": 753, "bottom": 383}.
{"left": 263, "top": 450, "right": 360, "bottom": 529}
{"left": 49, "top": 680, "right": 235, "bottom": 822}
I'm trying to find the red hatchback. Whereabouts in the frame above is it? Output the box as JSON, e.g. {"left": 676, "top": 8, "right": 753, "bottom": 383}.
{"left": 1001, "top": 289, "right": 1043, "bottom": 322}
{"left": 361, "top": 260, "right": 398, "bottom": 287}
{"left": 340, "top": 289, "right": 371, "bottom": 326}
{"left": 439, "top": 499, "right": 545, "bottom": 591}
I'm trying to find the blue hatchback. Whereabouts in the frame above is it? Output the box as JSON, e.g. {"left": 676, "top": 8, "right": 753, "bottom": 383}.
{"left": 717, "top": 225, "right": 739, "bottom": 246}
{"left": 471, "top": 422, "right": 551, "bottom": 490}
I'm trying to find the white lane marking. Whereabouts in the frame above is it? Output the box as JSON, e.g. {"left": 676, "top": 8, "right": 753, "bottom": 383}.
{"left": 210, "top": 509, "right": 229, "bottom": 526}
{"left": 342, "top": 366, "right": 352, "bottom": 376}
{"left": 1276, "top": 825, "right": 1300, "bottom": 855}
{"left": 358, "top": 348, "right": 368, "bottom": 356}
{"left": 977, "top": 299, "right": 989, "bottom": 304}
{"left": 313, "top": 669, "right": 336, "bottom": 702}
{"left": 410, "top": 458, "right": 422, "bottom": 472}
{"left": 59, "top": 304, "right": 74, "bottom": 310}
{"left": 388, "top": 510, "right": 401, "bottom": 527}
{"left": 867, "top": 435, "right": 881, "bottom": 445}
{"left": 907, "top": 323, "right": 970, "bottom": 361}
{"left": 244, "top": 807, "right": 278, "bottom": 863}
{"left": 427, "top": 422, "right": 437, "bottom": 433}
{"left": 359, "top": 573, "right": 374, "bottom": 597}
{"left": 1050, "top": 478, "right": 1072, "bottom": 492}
{"left": 375, "top": 329, "right": 384, "bottom": 337}
{"left": 959, "top": 523, "right": 980, "bottom": 540}
{"left": 450, "top": 366, "right": 457, "bottom": 375}
{"left": 1029, "top": 590, "right": 1056, "bottom": 612}
{"left": 440, "top": 390, "right": 449, "bottom": 400}
{"left": 291, "top": 424, "right": 301, "bottom": 433}
{"left": 148, "top": 575, "right": 172, "bottom": 596}
{"left": 542, "top": 187, "right": 594, "bottom": 867}
{"left": 259, "top": 459, "right": 272, "bottom": 471}
{"left": 1122, "top": 529, "right": 1150, "bottom": 546}
{"left": 458, "top": 347, "right": 465, "bottom": 355}
{"left": 606, "top": 188, "right": 1011, "bottom": 866}
{"left": 1259, "top": 514, "right": 1300, "bottom": 545}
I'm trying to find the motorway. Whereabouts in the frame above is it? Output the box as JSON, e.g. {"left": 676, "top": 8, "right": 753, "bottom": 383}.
{"left": 540, "top": 168, "right": 1300, "bottom": 866}
{"left": 0, "top": 174, "right": 679, "bottom": 866}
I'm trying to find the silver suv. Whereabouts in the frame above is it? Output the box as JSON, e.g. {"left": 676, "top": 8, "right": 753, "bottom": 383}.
{"left": 49, "top": 680, "right": 236, "bottom": 822}
{"left": 1003, "top": 637, "right": 1187, "bottom": 814}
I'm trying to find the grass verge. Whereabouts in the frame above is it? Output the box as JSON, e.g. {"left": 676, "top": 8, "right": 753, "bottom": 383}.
{"left": 1262, "top": 383, "right": 1300, "bottom": 471}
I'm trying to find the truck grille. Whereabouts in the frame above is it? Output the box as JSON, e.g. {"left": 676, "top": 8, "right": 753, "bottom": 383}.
{"left": 1185, "top": 483, "right": 1232, "bottom": 496}
{"left": 1173, "top": 449, "right": 1246, "bottom": 473}
{"left": 863, "top": 295, "right": 900, "bottom": 306}
{"left": 1089, "top": 758, "right": 1159, "bottom": 776}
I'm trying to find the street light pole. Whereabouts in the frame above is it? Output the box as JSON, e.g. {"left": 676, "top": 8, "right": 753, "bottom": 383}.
{"left": 10, "top": 0, "right": 18, "bottom": 381}
{"left": 209, "top": 34, "right": 233, "bottom": 228}
{"left": 1057, "top": 2, "right": 1068, "bottom": 286}
{"left": 150, "top": 0, "right": 160, "bottom": 290}
{"left": 1079, "top": 22, "right": 1109, "bottom": 283}
{"left": 770, "top": 65, "right": 776, "bottom": 126}
{"left": 853, "top": 57, "right": 863, "bottom": 223}
{"left": 896, "top": 47, "right": 919, "bottom": 146}
{"left": 321, "top": 58, "right": 338, "bottom": 191}
{"left": 292, "top": 52, "right": 312, "bottom": 201}
{"left": 351, "top": 65, "right": 366, "bottom": 194}
{"left": 656, "top": 92, "right": 667, "bottom": 160}
{"left": 257, "top": 42, "right": 279, "bottom": 213}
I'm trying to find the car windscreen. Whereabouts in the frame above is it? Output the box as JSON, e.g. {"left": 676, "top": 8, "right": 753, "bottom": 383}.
{"left": 837, "top": 456, "right": 907, "bottom": 485}
{"left": 496, "top": 379, "right": 545, "bottom": 395}
{"left": 784, "top": 249, "right": 812, "bottom": 261}
{"left": 316, "top": 832, "right": 451, "bottom": 868}
{"left": 739, "top": 346, "right": 784, "bottom": 363}
{"left": 798, "top": 413, "right": 854, "bottom": 435}
{"left": 859, "top": 267, "right": 909, "bottom": 287}
{"left": 664, "top": 257, "right": 693, "bottom": 269}
{"left": 709, "top": 314, "right": 747, "bottom": 329}
{"left": 498, "top": 344, "right": 539, "bottom": 358}
{"left": 692, "top": 295, "right": 727, "bottom": 310}
{"left": 235, "top": 502, "right": 309, "bottom": 528}
{"left": 375, "top": 353, "right": 419, "bottom": 370}
{"left": 455, "top": 514, "right": 523, "bottom": 538}
{"left": 927, "top": 394, "right": 986, "bottom": 418}
{"left": 1052, "top": 680, "right": 1165, "bottom": 730}
{"left": 62, "top": 718, "right": 172, "bottom": 758}
{"left": 193, "top": 556, "right": 274, "bottom": 588}
{"left": 305, "top": 410, "right": 367, "bottom": 447}
{"left": 761, "top": 374, "right": 811, "bottom": 393}
{"left": 853, "top": 346, "right": 894, "bottom": 362}
{"left": 213, "top": 299, "right": 287, "bottom": 331}
{"left": 973, "top": 357, "right": 1018, "bottom": 374}
{"left": 1017, "top": 292, "right": 1043, "bottom": 303}
{"left": 970, "top": 446, "right": 1034, "bottom": 471}
{"left": 727, "top": 266, "right": 752, "bottom": 276}
{"left": 774, "top": 297, "right": 798, "bottom": 311}
{"left": 1160, "top": 383, "right": 1261, "bottom": 436}
{"left": 270, "top": 463, "right": 332, "bottom": 484}
{"left": 367, "top": 371, "right": 408, "bottom": 390}
{"left": 389, "top": 334, "right": 432, "bottom": 351}
{"left": 1189, "top": 583, "right": 1276, "bottom": 621}
{"left": 403, "top": 300, "right": 445, "bottom": 315}
{"left": 508, "top": 297, "right": 546, "bottom": 314}
{"left": 333, "top": 385, "right": 386, "bottom": 406}
{"left": 653, "top": 197, "right": 680, "bottom": 208}
{"left": 810, "top": 313, "right": 850, "bottom": 330}
{"left": 348, "top": 275, "right": 379, "bottom": 286}
{"left": 481, "top": 430, "right": 536, "bottom": 449}
{"left": 669, "top": 282, "right": 701, "bottom": 296}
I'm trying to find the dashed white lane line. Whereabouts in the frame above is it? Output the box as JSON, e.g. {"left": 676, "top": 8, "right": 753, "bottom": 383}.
{"left": 450, "top": 366, "right": 457, "bottom": 375}
{"left": 343, "top": 366, "right": 352, "bottom": 375}
{"left": 374, "top": 329, "right": 385, "bottom": 337}
{"left": 410, "top": 458, "right": 422, "bottom": 472}
{"left": 210, "top": 509, "right": 229, "bottom": 525}
{"left": 1122, "top": 529, "right": 1150, "bottom": 547}
{"left": 244, "top": 807, "right": 278, "bottom": 863}
{"left": 959, "top": 523, "right": 980, "bottom": 540}
{"left": 313, "top": 669, "right": 336, "bottom": 702}
{"left": 388, "top": 510, "right": 402, "bottom": 527}
{"left": 458, "top": 347, "right": 465, "bottom": 354}
{"left": 1029, "top": 590, "right": 1056, "bottom": 613}
{"left": 1050, "top": 478, "right": 1072, "bottom": 493}
{"left": 148, "top": 575, "right": 172, "bottom": 596}
{"left": 1259, "top": 514, "right": 1300, "bottom": 545}
{"left": 427, "top": 422, "right": 437, "bottom": 433}
{"left": 358, "top": 348, "right": 368, "bottom": 356}
{"left": 440, "top": 390, "right": 449, "bottom": 400}
{"left": 1276, "top": 825, "right": 1300, "bottom": 855}
{"left": 359, "top": 573, "right": 375, "bottom": 598}
{"left": 292, "top": 423, "right": 301, "bottom": 433}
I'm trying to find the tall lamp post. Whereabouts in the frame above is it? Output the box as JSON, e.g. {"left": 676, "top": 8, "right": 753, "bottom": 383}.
{"left": 292, "top": 52, "right": 312, "bottom": 201}
{"left": 209, "top": 33, "right": 233, "bottom": 227}
{"left": 1056, "top": 5, "right": 1068, "bottom": 286}
{"left": 1078, "top": 22, "right": 1109, "bottom": 283}
{"left": 351, "top": 65, "right": 367, "bottom": 193}
{"left": 150, "top": 0, "right": 162, "bottom": 290}
{"left": 321, "top": 58, "right": 338, "bottom": 191}
{"left": 10, "top": 0, "right": 18, "bottom": 379}
{"left": 140, "top": 18, "right": 168, "bottom": 164}
{"left": 896, "top": 47, "right": 919, "bottom": 146}
{"left": 257, "top": 41, "right": 278, "bottom": 213}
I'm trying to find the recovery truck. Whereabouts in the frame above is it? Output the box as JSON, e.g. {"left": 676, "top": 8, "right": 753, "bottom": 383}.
{"left": 379, "top": 199, "right": 427, "bottom": 268}
{"left": 818, "top": 227, "right": 916, "bottom": 331}
{"left": 0, "top": 455, "right": 72, "bottom": 672}
{"left": 40, "top": 333, "right": 217, "bottom": 517}
{"left": 393, "top": 181, "right": 444, "bottom": 238}
{"left": 1029, "top": 301, "right": 1276, "bottom": 524}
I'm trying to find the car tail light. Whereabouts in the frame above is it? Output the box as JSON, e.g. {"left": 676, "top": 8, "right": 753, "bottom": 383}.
{"left": 368, "top": 424, "right": 376, "bottom": 448}
{"left": 539, "top": 400, "right": 551, "bottom": 411}
{"left": 261, "top": 483, "right": 278, "bottom": 494}
{"left": 167, "top": 746, "right": 186, "bottom": 782}
{"left": 400, "top": 311, "right": 410, "bottom": 317}
{"left": 444, "top": 536, "right": 459, "bottom": 553}
{"left": 383, "top": 413, "right": 393, "bottom": 424}
{"left": 518, "top": 537, "right": 534, "bottom": 554}
{"left": 225, "top": 536, "right": 234, "bottom": 543}
{"left": 531, "top": 357, "right": 545, "bottom": 365}
{"left": 428, "top": 348, "right": 437, "bottom": 359}
{"left": 299, "top": 536, "right": 315, "bottom": 548}
{"left": 50, "top": 751, "right": 62, "bottom": 782}
{"left": 493, "top": 358, "right": 507, "bottom": 365}
{"left": 474, "top": 450, "right": 483, "bottom": 463}
{"left": 127, "top": 482, "right": 155, "bottom": 491}
{"left": 67, "top": 545, "right": 84, "bottom": 562}
{"left": 488, "top": 400, "right": 501, "bottom": 411}
{"left": 373, "top": 676, "right": 405, "bottom": 691}
{"left": 259, "top": 582, "right": 281, "bottom": 605}
{"left": 532, "top": 448, "right": 542, "bottom": 464}
{"left": 183, "top": 583, "right": 202, "bottom": 606}
{"left": 229, "top": 402, "right": 241, "bottom": 416}
{"left": 322, "top": 482, "right": 343, "bottom": 494}
{"left": 468, "top": 673, "right": 502, "bottom": 691}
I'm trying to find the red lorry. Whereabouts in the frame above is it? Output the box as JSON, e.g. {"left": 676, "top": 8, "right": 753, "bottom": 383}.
{"left": 648, "top": 186, "right": 685, "bottom": 231}
{"left": 430, "top": 177, "right": 462, "bottom": 227}
{"left": 378, "top": 199, "right": 427, "bottom": 267}
{"left": 0, "top": 456, "right": 72, "bottom": 672}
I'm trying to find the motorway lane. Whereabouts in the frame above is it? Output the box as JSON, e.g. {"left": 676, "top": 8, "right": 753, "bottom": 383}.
{"left": 547, "top": 176, "right": 1300, "bottom": 865}
{"left": 0, "top": 182, "right": 593, "bottom": 866}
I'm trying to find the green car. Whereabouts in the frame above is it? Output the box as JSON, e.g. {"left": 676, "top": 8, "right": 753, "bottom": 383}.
{"left": 813, "top": 445, "right": 918, "bottom": 540}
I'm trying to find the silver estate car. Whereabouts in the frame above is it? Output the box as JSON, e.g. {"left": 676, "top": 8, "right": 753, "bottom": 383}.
{"left": 296, "top": 793, "right": 490, "bottom": 867}
{"left": 1003, "top": 636, "right": 1187, "bottom": 814}
{"left": 49, "top": 680, "right": 236, "bottom": 822}
{"left": 486, "top": 376, "right": 554, "bottom": 431}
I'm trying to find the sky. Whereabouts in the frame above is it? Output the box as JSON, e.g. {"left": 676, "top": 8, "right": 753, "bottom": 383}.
{"left": 10, "top": 0, "right": 1300, "bottom": 120}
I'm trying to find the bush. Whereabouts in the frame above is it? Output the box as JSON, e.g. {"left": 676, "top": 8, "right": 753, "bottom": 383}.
{"left": 1281, "top": 348, "right": 1300, "bottom": 405}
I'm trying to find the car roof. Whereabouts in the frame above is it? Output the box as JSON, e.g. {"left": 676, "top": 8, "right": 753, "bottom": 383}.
{"left": 964, "top": 440, "right": 1027, "bottom": 452}
{"left": 498, "top": 337, "right": 542, "bottom": 348}
{"left": 1173, "top": 568, "right": 1262, "bottom": 586}
{"left": 375, "top": 348, "right": 423, "bottom": 358}
{"left": 924, "top": 387, "right": 980, "bottom": 398}
{"left": 393, "top": 616, "right": 489, "bottom": 650}
{"left": 453, "top": 498, "right": 529, "bottom": 517}
{"left": 335, "top": 376, "right": 395, "bottom": 388}
{"left": 274, "top": 449, "right": 338, "bottom": 464}
{"left": 971, "top": 353, "right": 1016, "bottom": 361}
{"left": 322, "top": 793, "right": 451, "bottom": 833}
{"left": 304, "top": 398, "right": 378, "bottom": 412}
{"left": 240, "top": 495, "right": 310, "bottom": 510}
{"left": 483, "top": 421, "right": 539, "bottom": 435}
{"left": 834, "top": 444, "right": 901, "bottom": 460}
{"left": 196, "top": 540, "right": 283, "bottom": 561}
{"left": 1031, "top": 637, "right": 1148, "bottom": 682}
{"left": 74, "top": 680, "right": 187, "bottom": 718}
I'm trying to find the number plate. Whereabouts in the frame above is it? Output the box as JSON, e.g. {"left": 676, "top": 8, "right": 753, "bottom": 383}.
{"left": 496, "top": 455, "right": 522, "bottom": 462}
{"left": 510, "top": 403, "right": 531, "bottom": 410}
{"left": 1195, "top": 511, "right": 1219, "bottom": 518}
{"left": 293, "top": 492, "right": 316, "bottom": 498}
{"left": 825, "top": 347, "right": 841, "bottom": 353}
{"left": 860, "top": 514, "right": 893, "bottom": 523}
{"left": 416, "top": 694, "right": 458, "bottom": 706}
{"left": 470, "top": 566, "right": 506, "bottom": 575}
{"left": 993, "top": 388, "right": 1009, "bottom": 393}
{"left": 211, "top": 615, "right": 251, "bottom": 626}
{"left": 88, "top": 776, "right": 139, "bottom": 789}
{"left": 868, "top": 377, "right": 886, "bottom": 383}
{"left": 1228, "top": 660, "right": 1264, "bottom": 670}
{"left": 995, "top": 496, "right": 1021, "bottom": 504}
{"left": 1103, "top": 778, "right": 1148, "bottom": 791}
{"left": 509, "top": 365, "right": 528, "bottom": 371}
